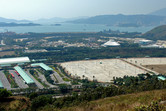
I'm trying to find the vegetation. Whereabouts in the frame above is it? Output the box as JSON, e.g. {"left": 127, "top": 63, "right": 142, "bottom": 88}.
{"left": 3, "top": 70, "right": 18, "bottom": 88}
{"left": 143, "top": 25, "right": 166, "bottom": 40}
{"left": 23, "top": 47, "right": 166, "bottom": 63}
{"left": 0, "top": 89, "right": 12, "bottom": 98}
{"left": 29, "top": 69, "right": 48, "bottom": 87}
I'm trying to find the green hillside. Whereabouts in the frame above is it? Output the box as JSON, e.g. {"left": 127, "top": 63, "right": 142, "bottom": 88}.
{"left": 143, "top": 25, "right": 166, "bottom": 40}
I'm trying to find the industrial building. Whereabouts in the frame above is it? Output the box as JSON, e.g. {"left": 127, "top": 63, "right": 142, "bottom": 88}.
{"left": 0, "top": 80, "right": 3, "bottom": 89}
{"left": 31, "top": 63, "right": 53, "bottom": 71}
{"left": 0, "top": 57, "right": 30, "bottom": 67}
{"left": 14, "top": 66, "right": 34, "bottom": 84}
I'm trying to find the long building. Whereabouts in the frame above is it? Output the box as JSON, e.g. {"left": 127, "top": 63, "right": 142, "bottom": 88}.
{"left": 31, "top": 63, "right": 53, "bottom": 71}
{"left": 0, "top": 57, "right": 30, "bottom": 66}
{"left": 14, "top": 66, "right": 34, "bottom": 84}
{"left": 0, "top": 80, "right": 3, "bottom": 89}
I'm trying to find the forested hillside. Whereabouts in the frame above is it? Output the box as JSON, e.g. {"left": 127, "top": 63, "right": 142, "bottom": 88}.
{"left": 143, "top": 25, "right": 166, "bottom": 40}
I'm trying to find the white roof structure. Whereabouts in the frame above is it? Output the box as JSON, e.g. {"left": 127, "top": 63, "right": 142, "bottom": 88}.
{"left": 0, "top": 57, "right": 30, "bottom": 65}
{"left": 102, "top": 40, "right": 120, "bottom": 47}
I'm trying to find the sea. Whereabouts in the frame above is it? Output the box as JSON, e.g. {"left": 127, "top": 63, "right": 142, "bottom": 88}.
{"left": 0, "top": 23, "right": 154, "bottom": 33}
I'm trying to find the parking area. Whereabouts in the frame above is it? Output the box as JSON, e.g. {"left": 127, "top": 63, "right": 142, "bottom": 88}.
{"left": 0, "top": 71, "right": 11, "bottom": 90}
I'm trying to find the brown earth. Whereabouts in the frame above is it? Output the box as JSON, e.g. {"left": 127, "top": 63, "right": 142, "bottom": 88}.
{"left": 143, "top": 65, "right": 166, "bottom": 74}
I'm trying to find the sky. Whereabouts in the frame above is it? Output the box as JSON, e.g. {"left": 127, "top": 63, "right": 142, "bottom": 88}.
{"left": 0, "top": 0, "right": 166, "bottom": 20}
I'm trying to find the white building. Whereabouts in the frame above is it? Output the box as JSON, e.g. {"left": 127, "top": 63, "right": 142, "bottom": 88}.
{"left": 0, "top": 57, "right": 30, "bottom": 66}
{"left": 102, "top": 40, "right": 120, "bottom": 47}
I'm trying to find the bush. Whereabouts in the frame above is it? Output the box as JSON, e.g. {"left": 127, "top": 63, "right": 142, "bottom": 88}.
{"left": 0, "top": 89, "right": 12, "bottom": 98}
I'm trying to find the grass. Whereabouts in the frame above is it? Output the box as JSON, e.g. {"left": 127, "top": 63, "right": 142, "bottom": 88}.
{"left": 0, "top": 96, "right": 31, "bottom": 111}
{"left": 3, "top": 70, "right": 18, "bottom": 88}
{"left": 29, "top": 70, "right": 48, "bottom": 87}
{"left": 51, "top": 66, "right": 71, "bottom": 82}
{"left": 48, "top": 89, "right": 166, "bottom": 111}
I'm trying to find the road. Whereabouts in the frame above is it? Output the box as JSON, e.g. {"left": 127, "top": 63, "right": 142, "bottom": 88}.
{"left": 35, "top": 70, "right": 57, "bottom": 88}
{"left": 53, "top": 71, "right": 70, "bottom": 85}
{"left": 25, "top": 70, "right": 44, "bottom": 89}
{"left": 0, "top": 71, "right": 11, "bottom": 90}
{"left": 53, "top": 71, "right": 64, "bottom": 83}
{"left": 9, "top": 70, "right": 29, "bottom": 89}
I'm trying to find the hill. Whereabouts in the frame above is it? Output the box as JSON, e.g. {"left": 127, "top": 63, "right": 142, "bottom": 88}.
{"left": 0, "top": 17, "right": 30, "bottom": 23}
{"left": 142, "top": 25, "right": 166, "bottom": 40}
{"left": 0, "top": 96, "right": 30, "bottom": 111}
{"left": 1, "top": 89, "right": 166, "bottom": 111}
{"left": 39, "top": 89, "right": 166, "bottom": 111}
{"left": 149, "top": 8, "right": 166, "bottom": 16}
{"left": 0, "top": 22, "right": 41, "bottom": 27}
{"left": 67, "top": 14, "right": 166, "bottom": 27}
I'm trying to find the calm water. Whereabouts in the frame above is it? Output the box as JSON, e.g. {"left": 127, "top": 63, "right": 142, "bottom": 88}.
{"left": 0, "top": 23, "right": 154, "bottom": 33}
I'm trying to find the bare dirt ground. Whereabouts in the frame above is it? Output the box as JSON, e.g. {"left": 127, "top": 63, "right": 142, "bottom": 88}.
{"left": 143, "top": 65, "right": 166, "bottom": 74}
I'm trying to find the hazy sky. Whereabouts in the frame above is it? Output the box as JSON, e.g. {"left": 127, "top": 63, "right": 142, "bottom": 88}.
{"left": 0, "top": 0, "right": 166, "bottom": 20}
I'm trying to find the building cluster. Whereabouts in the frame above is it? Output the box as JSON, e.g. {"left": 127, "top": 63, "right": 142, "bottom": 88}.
{"left": 0, "top": 57, "right": 53, "bottom": 89}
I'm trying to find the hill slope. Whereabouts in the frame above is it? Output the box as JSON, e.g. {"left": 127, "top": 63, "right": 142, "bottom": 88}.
{"left": 48, "top": 89, "right": 166, "bottom": 111}
{"left": 0, "top": 17, "right": 30, "bottom": 23}
{"left": 143, "top": 25, "right": 166, "bottom": 40}
{"left": 68, "top": 14, "right": 166, "bottom": 26}
{"left": 149, "top": 8, "right": 166, "bottom": 16}
{"left": 0, "top": 96, "right": 30, "bottom": 111}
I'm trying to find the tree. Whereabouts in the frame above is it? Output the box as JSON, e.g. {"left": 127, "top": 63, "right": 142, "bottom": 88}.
{"left": 0, "top": 89, "right": 12, "bottom": 98}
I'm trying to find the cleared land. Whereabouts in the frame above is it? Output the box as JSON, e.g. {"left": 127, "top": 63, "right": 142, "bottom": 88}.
{"left": 125, "top": 57, "right": 166, "bottom": 65}
{"left": 125, "top": 57, "right": 166, "bottom": 74}
{"left": 143, "top": 65, "right": 166, "bottom": 74}
{"left": 61, "top": 59, "right": 146, "bottom": 82}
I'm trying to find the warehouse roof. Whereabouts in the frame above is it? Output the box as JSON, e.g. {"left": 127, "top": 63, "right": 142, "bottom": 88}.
{"left": 0, "top": 80, "right": 3, "bottom": 88}
{"left": 0, "top": 57, "right": 30, "bottom": 65}
{"left": 31, "top": 63, "right": 53, "bottom": 71}
{"left": 14, "top": 66, "right": 34, "bottom": 84}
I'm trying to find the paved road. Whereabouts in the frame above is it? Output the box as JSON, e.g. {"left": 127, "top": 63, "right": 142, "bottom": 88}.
{"left": 0, "top": 71, "right": 11, "bottom": 90}
{"left": 36, "top": 70, "right": 57, "bottom": 88}
{"left": 53, "top": 71, "right": 70, "bottom": 85}
{"left": 25, "top": 70, "right": 44, "bottom": 89}
{"left": 53, "top": 71, "right": 64, "bottom": 83}
{"left": 9, "top": 70, "right": 29, "bottom": 89}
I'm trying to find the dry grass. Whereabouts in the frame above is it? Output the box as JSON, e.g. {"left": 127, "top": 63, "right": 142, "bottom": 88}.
{"left": 0, "top": 96, "right": 31, "bottom": 111}
{"left": 55, "top": 89, "right": 166, "bottom": 111}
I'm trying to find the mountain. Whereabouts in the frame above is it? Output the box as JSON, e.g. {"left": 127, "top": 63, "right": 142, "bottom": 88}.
{"left": 0, "top": 17, "right": 31, "bottom": 23}
{"left": 34, "top": 16, "right": 89, "bottom": 24}
{"left": 0, "top": 22, "right": 40, "bottom": 27}
{"left": 142, "top": 25, "right": 166, "bottom": 40}
{"left": 67, "top": 14, "right": 166, "bottom": 27}
{"left": 149, "top": 8, "right": 166, "bottom": 16}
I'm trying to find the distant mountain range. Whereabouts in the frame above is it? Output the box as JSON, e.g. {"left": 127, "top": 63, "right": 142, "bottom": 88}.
{"left": 149, "top": 8, "right": 166, "bottom": 16}
{"left": 0, "top": 22, "right": 40, "bottom": 27}
{"left": 0, "top": 8, "right": 166, "bottom": 27}
{"left": 0, "top": 17, "right": 31, "bottom": 23}
{"left": 67, "top": 14, "right": 166, "bottom": 27}
{"left": 33, "top": 16, "right": 89, "bottom": 24}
